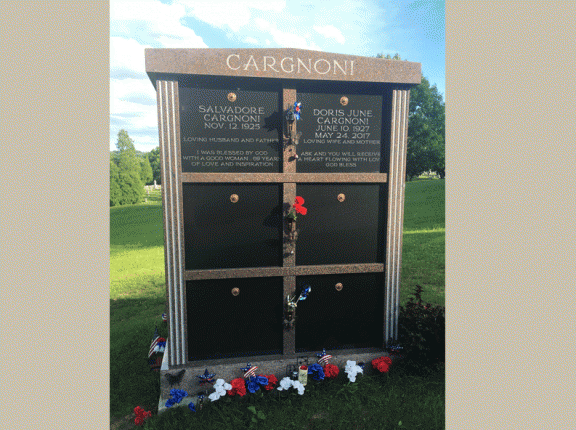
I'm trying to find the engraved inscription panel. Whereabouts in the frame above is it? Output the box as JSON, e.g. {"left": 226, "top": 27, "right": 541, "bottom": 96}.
{"left": 296, "top": 93, "right": 382, "bottom": 172}
{"left": 179, "top": 87, "right": 281, "bottom": 172}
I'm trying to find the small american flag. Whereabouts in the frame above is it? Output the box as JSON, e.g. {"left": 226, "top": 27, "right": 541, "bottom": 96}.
{"left": 148, "top": 327, "right": 164, "bottom": 358}
{"left": 242, "top": 363, "right": 258, "bottom": 378}
{"left": 162, "top": 313, "right": 167, "bottom": 323}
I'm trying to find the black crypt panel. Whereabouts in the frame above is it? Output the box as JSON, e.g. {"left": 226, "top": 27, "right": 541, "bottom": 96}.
{"left": 296, "top": 93, "right": 382, "bottom": 173}
{"left": 294, "top": 273, "right": 384, "bottom": 352}
{"left": 183, "top": 184, "right": 283, "bottom": 270}
{"left": 179, "top": 87, "right": 282, "bottom": 172}
{"left": 294, "top": 184, "right": 385, "bottom": 266}
{"left": 187, "top": 278, "right": 284, "bottom": 361}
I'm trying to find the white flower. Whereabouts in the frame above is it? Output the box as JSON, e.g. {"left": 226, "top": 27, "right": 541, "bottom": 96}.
{"left": 277, "top": 377, "right": 293, "bottom": 391}
{"left": 208, "top": 379, "right": 232, "bottom": 401}
{"left": 292, "top": 380, "right": 305, "bottom": 395}
{"left": 344, "top": 360, "right": 363, "bottom": 382}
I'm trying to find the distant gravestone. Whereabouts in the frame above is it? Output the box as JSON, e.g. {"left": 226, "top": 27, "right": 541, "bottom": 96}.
{"left": 154, "top": 179, "right": 158, "bottom": 189}
{"left": 145, "top": 48, "right": 420, "bottom": 400}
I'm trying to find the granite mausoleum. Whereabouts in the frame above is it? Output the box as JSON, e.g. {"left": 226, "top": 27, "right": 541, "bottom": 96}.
{"left": 145, "top": 48, "right": 421, "bottom": 405}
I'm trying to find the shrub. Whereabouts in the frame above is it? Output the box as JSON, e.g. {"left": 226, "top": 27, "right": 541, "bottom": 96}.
{"left": 398, "top": 285, "right": 445, "bottom": 366}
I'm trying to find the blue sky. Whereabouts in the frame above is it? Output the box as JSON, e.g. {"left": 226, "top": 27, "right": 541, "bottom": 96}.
{"left": 110, "top": 0, "right": 444, "bottom": 152}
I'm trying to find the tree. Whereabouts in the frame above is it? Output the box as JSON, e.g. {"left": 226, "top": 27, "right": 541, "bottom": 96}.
{"left": 376, "top": 53, "right": 445, "bottom": 180}
{"left": 113, "top": 129, "right": 144, "bottom": 204}
{"left": 110, "top": 156, "right": 122, "bottom": 206}
{"left": 147, "top": 147, "right": 161, "bottom": 185}
{"left": 408, "top": 77, "right": 445, "bottom": 179}
{"left": 140, "top": 155, "right": 153, "bottom": 185}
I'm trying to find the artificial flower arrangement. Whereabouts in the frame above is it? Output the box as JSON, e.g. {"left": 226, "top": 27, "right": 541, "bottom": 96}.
{"left": 286, "top": 196, "right": 307, "bottom": 222}
{"left": 158, "top": 348, "right": 398, "bottom": 416}
{"left": 133, "top": 406, "right": 152, "bottom": 426}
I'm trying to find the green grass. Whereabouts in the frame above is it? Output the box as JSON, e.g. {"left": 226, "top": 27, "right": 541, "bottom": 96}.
{"left": 110, "top": 180, "right": 445, "bottom": 428}
{"left": 401, "top": 178, "right": 445, "bottom": 306}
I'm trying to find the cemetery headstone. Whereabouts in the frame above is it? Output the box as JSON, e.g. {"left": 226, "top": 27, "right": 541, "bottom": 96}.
{"left": 145, "top": 48, "right": 420, "bottom": 401}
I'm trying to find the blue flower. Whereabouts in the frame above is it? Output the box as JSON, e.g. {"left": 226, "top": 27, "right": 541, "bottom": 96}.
{"left": 165, "top": 398, "right": 175, "bottom": 408}
{"left": 254, "top": 376, "right": 269, "bottom": 386}
{"left": 170, "top": 389, "right": 188, "bottom": 402}
{"left": 308, "top": 363, "right": 325, "bottom": 381}
{"left": 246, "top": 379, "right": 260, "bottom": 393}
{"left": 188, "top": 402, "right": 196, "bottom": 412}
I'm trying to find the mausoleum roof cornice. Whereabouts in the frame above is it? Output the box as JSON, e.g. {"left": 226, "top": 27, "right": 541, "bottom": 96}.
{"left": 145, "top": 48, "right": 421, "bottom": 85}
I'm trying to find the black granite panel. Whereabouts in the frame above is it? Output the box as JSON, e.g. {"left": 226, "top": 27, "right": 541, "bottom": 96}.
{"left": 180, "top": 87, "right": 281, "bottom": 172}
{"left": 183, "top": 184, "right": 283, "bottom": 270}
{"left": 294, "top": 274, "right": 384, "bottom": 351}
{"left": 187, "top": 277, "right": 284, "bottom": 360}
{"left": 295, "top": 184, "right": 385, "bottom": 266}
{"left": 296, "top": 93, "right": 382, "bottom": 173}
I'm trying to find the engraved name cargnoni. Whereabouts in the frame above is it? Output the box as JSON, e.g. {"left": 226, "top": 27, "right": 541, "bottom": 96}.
{"left": 226, "top": 54, "right": 355, "bottom": 76}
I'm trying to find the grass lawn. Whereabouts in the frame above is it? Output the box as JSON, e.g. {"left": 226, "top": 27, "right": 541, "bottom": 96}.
{"left": 110, "top": 179, "right": 445, "bottom": 429}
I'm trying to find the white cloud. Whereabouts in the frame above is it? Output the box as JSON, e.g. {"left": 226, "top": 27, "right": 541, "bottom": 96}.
{"left": 110, "top": 0, "right": 207, "bottom": 48}
{"left": 254, "top": 17, "right": 322, "bottom": 51}
{"left": 243, "top": 36, "right": 259, "bottom": 44}
{"left": 110, "top": 77, "right": 158, "bottom": 150}
{"left": 313, "top": 24, "right": 345, "bottom": 44}
{"left": 110, "top": 37, "right": 151, "bottom": 79}
{"left": 176, "top": 0, "right": 286, "bottom": 32}
{"left": 110, "top": 78, "right": 156, "bottom": 107}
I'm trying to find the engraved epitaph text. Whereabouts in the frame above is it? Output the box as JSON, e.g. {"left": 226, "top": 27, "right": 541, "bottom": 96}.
{"left": 296, "top": 93, "right": 382, "bottom": 173}
{"left": 179, "top": 88, "right": 281, "bottom": 172}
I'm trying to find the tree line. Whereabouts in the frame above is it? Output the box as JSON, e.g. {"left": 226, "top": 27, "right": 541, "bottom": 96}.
{"left": 376, "top": 53, "right": 445, "bottom": 180}
{"left": 109, "top": 130, "right": 161, "bottom": 206}
{"left": 111, "top": 57, "right": 444, "bottom": 205}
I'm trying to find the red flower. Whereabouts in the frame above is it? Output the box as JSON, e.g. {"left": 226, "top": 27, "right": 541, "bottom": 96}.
{"left": 293, "top": 196, "right": 307, "bottom": 215}
{"left": 227, "top": 377, "right": 247, "bottom": 397}
{"left": 133, "top": 406, "right": 152, "bottom": 425}
{"left": 260, "top": 374, "right": 278, "bottom": 391}
{"left": 372, "top": 356, "right": 393, "bottom": 373}
{"left": 299, "top": 365, "right": 308, "bottom": 370}
{"left": 323, "top": 363, "right": 340, "bottom": 379}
